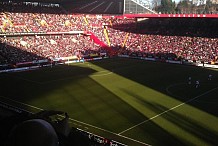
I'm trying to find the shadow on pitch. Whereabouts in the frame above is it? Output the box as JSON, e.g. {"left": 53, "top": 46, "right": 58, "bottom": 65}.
{"left": 121, "top": 89, "right": 218, "bottom": 146}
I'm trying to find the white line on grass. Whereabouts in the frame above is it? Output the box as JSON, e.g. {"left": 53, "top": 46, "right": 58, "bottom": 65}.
{"left": 166, "top": 82, "right": 218, "bottom": 104}
{"left": 118, "top": 86, "right": 218, "bottom": 135}
{"left": 67, "top": 116, "right": 151, "bottom": 145}
{"left": 0, "top": 95, "right": 150, "bottom": 146}
{"left": 0, "top": 96, "right": 43, "bottom": 111}
{"left": 165, "top": 82, "right": 186, "bottom": 97}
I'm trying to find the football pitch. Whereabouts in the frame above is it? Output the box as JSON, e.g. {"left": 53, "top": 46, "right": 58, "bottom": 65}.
{"left": 0, "top": 58, "right": 218, "bottom": 146}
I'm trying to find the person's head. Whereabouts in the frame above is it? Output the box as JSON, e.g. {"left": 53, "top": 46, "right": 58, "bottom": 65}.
{"left": 7, "top": 119, "right": 59, "bottom": 146}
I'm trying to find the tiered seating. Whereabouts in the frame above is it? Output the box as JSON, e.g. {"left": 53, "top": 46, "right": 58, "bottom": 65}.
{"left": 0, "top": 2, "right": 218, "bottom": 64}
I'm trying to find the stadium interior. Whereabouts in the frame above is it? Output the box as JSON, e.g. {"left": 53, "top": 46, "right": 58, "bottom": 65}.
{"left": 0, "top": 0, "right": 218, "bottom": 146}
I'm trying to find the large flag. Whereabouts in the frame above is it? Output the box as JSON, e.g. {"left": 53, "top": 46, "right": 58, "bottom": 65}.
{"left": 109, "top": 19, "right": 113, "bottom": 26}
{"left": 2, "top": 13, "right": 13, "bottom": 27}
{"left": 122, "top": 33, "right": 129, "bottom": 48}
{"left": 103, "top": 26, "right": 110, "bottom": 46}
{"left": 89, "top": 32, "right": 113, "bottom": 55}
{"left": 83, "top": 16, "right": 89, "bottom": 25}
{"left": 1, "top": 26, "right": 5, "bottom": 32}
{"left": 2, "top": 19, "right": 10, "bottom": 27}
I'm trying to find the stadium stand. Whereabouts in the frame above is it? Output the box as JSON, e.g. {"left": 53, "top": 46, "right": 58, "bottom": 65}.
{"left": 0, "top": 2, "right": 218, "bottom": 68}
{"left": 109, "top": 18, "right": 218, "bottom": 63}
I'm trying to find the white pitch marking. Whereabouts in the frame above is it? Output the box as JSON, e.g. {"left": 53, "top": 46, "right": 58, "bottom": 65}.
{"left": 118, "top": 86, "right": 218, "bottom": 135}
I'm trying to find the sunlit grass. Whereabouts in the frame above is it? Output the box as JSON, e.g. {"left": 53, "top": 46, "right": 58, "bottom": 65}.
{"left": 0, "top": 58, "right": 218, "bottom": 146}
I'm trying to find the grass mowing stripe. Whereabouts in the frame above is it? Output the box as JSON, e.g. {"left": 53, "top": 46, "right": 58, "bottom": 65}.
{"left": 41, "top": 70, "right": 113, "bottom": 83}
{"left": 118, "top": 86, "right": 218, "bottom": 135}
{"left": 0, "top": 95, "right": 43, "bottom": 111}
{"left": 1, "top": 58, "right": 218, "bottom": 146}
{"left": 22, "top": 66, "right": 112, "bottom": 84}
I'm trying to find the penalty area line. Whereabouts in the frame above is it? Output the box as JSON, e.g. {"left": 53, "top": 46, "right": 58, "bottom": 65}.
{"left": 118, "top": 86, "right": 218, "bottom": 135}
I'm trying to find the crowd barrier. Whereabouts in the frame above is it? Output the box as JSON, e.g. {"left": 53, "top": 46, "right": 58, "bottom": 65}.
{"left": 78, "top": 128, "right": 128, "bottom": 146}
{"left": 0, "top": 65, "right": 40, "bottom": 73}
{"left": 1, "top": 55, "right": 218, "bottom": 73}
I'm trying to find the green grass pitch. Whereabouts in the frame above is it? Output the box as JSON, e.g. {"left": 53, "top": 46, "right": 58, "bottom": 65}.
{"left": 0, "top": 57, "right": 218, "bottom": 146}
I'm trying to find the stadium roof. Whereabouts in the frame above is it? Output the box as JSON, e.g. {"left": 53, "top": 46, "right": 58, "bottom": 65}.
{"left": 1, "top": 0, "right": 106, "bottom": 4}
{"left": 3, "top": 0, "right": 155, "bottom": 15}
{"left": 62, "top": 0, "right": 124, "bottom": 14}
{"left": 1, "top": 0, "right": 63, "bottom": 3}
{"left": 1, "top": 0, "right": 124, "bottom": 14}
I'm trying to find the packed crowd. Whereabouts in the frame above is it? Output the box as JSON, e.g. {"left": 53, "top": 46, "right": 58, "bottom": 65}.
{"left": 0, "top": 12, "right": 88, "bottom": 33}
{"left": 0, "top": 2, "right": 89, "bottom": 33}
{"left": 116, "top": 33, "right": 218, "bottom": 62}
{"left": 0, "top": 34, "right": 106, "bottom": 65}
{"left": 0, "top": 2, "right": 218, "bottom": 66}
{"left": 102, "top": 18, "right": 217, "bottom": 63}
